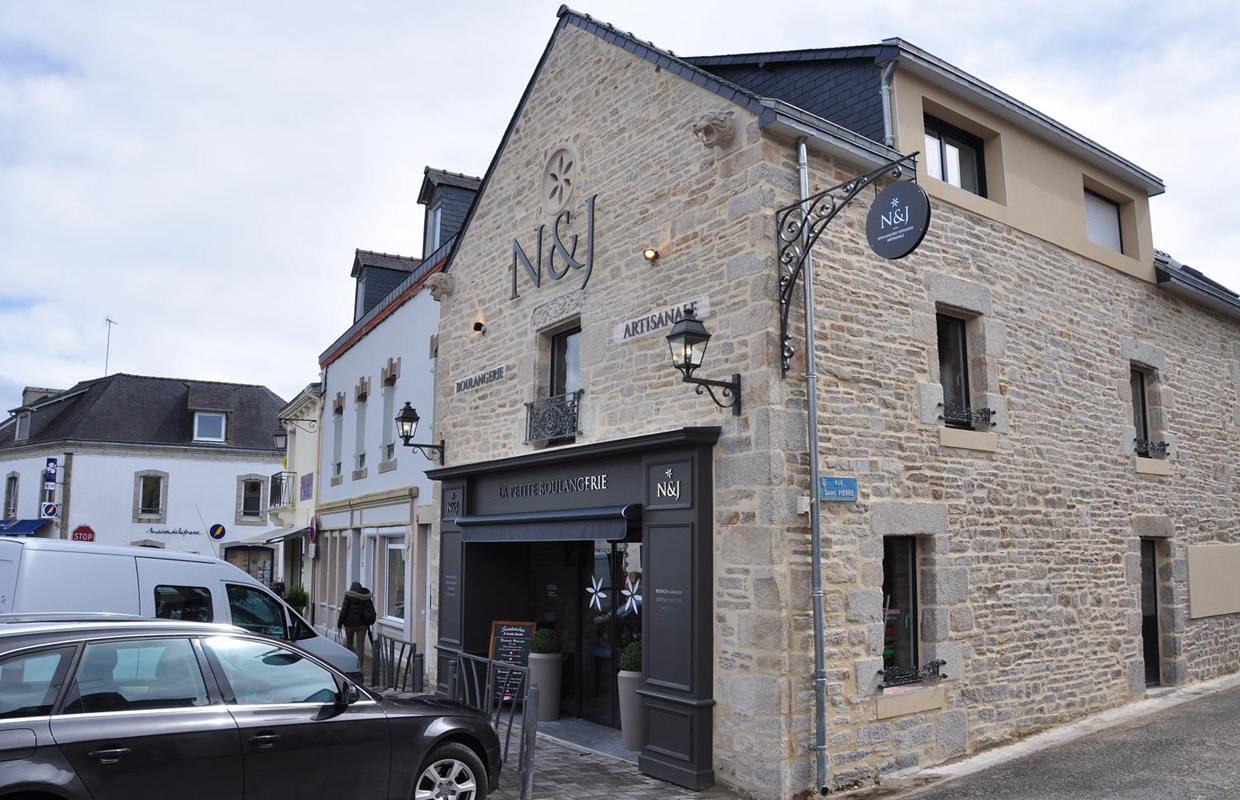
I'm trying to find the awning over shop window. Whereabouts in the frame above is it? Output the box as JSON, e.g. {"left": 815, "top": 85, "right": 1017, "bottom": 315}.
{"left": 456, "top": 504, "right": 641, "bottom": 543}
{"left": 0, "top": 519, "right": 52, "bottom": 536}
{"left": 265, "top": 526, "right": 310, "bottom": 545}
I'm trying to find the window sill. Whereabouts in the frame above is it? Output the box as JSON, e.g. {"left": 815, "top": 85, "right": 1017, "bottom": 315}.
{"left": 1135, "top": 457, "right": 1172, "bottom": 476}
{"left": 378, "top": 459, "right": 398, "bottom": 474}
{"left": 351, "top": 468, "right": 368, "bottom": 481}
{"left": 330, "top": 475, "right": 344, "bottom": 487}
{"left": 939, "top": 427, "right": 998, "bottom": 452}
{"left": 379, "top": 616, "right": 404, "bottom": 627}
{"left": 875, "top": 683, "right": 948, "bottom": 720}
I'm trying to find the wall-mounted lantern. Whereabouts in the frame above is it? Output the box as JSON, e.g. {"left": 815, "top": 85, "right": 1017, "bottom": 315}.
{"left": 395, "top": 402, "right": 445, "bottom": 464}
{"left": 272, "top": 416, "right": 317, "bottom": 450}
{"left": 665, "top": 312, "right": 741, "bottom": 415}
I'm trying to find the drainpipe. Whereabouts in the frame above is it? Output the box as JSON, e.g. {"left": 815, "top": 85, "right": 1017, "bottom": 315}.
{"left": 880, "top": 62, "right": 896, "bottom": 148}
{"left": 797, "top": 137, "right": 830, "bottom": 795}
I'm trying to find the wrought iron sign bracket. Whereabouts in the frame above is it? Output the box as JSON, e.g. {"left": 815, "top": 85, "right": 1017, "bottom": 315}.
{"left": 683, "top": 373, "right": 742, "bottom": 416}
{"left": 278, "top": 416, "right": 318, "bottom": 433}
{"left": 401, "top": 438, "right": 446, "bottom": 465}
{"left": 775, "top": 152, "right": 920, "bottom": 378}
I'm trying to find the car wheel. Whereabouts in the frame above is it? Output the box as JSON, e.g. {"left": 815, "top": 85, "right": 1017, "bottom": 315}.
{"left": 414, "top": 741, "right": 487, "bottom": 800}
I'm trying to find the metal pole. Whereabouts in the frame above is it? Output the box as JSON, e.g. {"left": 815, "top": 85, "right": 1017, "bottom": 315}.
{"left": 520, "top": 684, "right": 539, "bottom": 800}
{"left": 798, "top": 137, "right": 830, "bottom": 794}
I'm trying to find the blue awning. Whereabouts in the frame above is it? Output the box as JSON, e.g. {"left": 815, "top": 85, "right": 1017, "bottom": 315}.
{"left": 0, "top": 519, "right": 52, "bottom": 536}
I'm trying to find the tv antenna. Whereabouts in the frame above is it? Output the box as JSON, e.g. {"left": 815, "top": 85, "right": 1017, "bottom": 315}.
{"left": 104, "top": 317, "right": 118, "bottom": 376}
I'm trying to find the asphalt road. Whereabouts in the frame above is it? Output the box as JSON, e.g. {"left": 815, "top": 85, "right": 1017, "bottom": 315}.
{"left": 905, "top": 685, "right": 1240, "bottom": 800}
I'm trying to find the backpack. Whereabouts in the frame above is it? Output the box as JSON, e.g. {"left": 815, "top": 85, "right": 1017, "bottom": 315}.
{"left": 362, "top": 599, "right": 377, "bottom": 626}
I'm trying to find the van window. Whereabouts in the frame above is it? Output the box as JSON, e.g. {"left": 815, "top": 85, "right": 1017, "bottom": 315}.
{"left": 0, "top": 646, "right": 74, "bottom": 719}
{"left": 288, "top": 607, "right": 316, "bottom": 641}
{"left": 226, "top": 584, "right": 287, "bottom": 639}
{"left": 154, "top": 585, "right": 214, "bottom": 622}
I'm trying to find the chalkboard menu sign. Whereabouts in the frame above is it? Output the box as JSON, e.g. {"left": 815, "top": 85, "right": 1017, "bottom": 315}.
{"left": 489, "top": 621, "right": 536, "bottom": 702}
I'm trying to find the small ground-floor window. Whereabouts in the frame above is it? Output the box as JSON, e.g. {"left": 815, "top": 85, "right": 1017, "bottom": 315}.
{"left": 882, "top": 537, "right": 918, "bottom": 671}
{"left": 385, "top": 541, "right": 406, "bottom": 621}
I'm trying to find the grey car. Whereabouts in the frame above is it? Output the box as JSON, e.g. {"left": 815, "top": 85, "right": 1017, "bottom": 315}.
{"left": 0, "top": 614, "right": 500, "bottom": 799}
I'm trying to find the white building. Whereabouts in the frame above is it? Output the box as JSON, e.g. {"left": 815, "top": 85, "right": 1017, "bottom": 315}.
{"left": 0, "top": 375, "right": 285, "bottom": 577}
{"left": 266, "top": 382, "right": 323, "bottom": 596}
{"left": 312, "top": 166, "right": 478, "bottom": 649}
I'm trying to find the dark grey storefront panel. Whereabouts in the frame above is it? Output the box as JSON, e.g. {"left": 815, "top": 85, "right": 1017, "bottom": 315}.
{"left": 644, "top": 523, "right": 693, "bottom": 691}
{"left": 429, "top": 428, "right": 721, "bottom": 791}
{"left": 456, "top": 504, "right": 640, "bottom": 542}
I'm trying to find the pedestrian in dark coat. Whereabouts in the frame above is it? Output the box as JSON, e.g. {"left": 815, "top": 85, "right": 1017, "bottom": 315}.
{"left": 337, "top": 582, "right": 376, "bottom": 664}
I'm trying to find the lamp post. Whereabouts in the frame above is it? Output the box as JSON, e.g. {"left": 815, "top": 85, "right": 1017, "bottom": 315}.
{"left": 395, "top": 402, "right": 445, "bottom": 465}
{"left": 665, "top": 312, "right": 741, "bottom": 415}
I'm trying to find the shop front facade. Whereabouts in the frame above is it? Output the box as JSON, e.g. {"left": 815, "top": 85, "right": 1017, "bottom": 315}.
{"left": 422, "top": 9, "right": 1240, "bottom": 799}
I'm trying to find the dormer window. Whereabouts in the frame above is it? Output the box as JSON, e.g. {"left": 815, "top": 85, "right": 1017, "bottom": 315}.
{"left": 424, "top": 203, "right": 442, "bottom": 257}
{"left": 194, "top": 412, "right": 226, "bottom": 443}
{"left": 924, "top": 115, "right": 986, "bottom": 197}
{"left": 14, "top": 413, "right": 30, "bottom": 441}
{"left": 1085, "top": 190, "right": 1123, "bottom": 253}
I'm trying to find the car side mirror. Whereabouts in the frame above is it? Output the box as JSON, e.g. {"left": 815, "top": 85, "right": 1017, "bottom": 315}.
{"left": 339, "top": 682, "right": 361, "bottom": 706}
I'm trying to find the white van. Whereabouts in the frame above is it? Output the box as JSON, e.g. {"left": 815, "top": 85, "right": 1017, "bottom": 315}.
{"left": 0, "top": 538, "right": 360, "bottom": 678}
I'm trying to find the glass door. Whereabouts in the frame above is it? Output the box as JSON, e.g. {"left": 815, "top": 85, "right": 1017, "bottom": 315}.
{"left": 578, "top": 540, "right": 642, "bottom": 728}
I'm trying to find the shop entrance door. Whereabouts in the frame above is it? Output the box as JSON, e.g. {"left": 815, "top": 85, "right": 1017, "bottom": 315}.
{"left": 1140, "top": 539, "right": 1161, "bottom": 686}
{"left": 578, "top": 540, "right": 641, "bottom": 727}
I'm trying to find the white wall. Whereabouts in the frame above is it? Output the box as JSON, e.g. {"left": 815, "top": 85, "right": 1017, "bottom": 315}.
{"left": 318, "top": 288, "right": 438, "bottom": 507}
{"left": 52, "top": 448, "right": 280, "bottom": 554}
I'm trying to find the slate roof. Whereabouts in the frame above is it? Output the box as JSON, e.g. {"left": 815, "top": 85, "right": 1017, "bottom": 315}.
{"left": 418, "top": 168, "right": 483, "bottom": 205}
{"left": 0, "top": 374, "right": 285, "bottom": 452}
{"left": 1154, "top": 250, "right": 1240, "bottom": 321}
{"left": 351, "top": 249, "right": 422, "bottom": 279}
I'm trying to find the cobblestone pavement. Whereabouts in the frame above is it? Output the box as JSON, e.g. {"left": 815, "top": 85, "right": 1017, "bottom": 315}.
{"left": 492, "top": 734, "right": 744, "bottom": 800}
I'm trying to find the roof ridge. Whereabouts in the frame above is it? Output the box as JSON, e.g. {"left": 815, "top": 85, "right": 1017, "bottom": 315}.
{"left": 100, "top": 373, "right": 274, "bottom": 390}
{"left": 684, "top": 43, "right": 890, "bottom": 64}
{"left": 423, "top": 167, "right": 482, "bottom": 181}
{"left": 355, "top": 248, "right": 421, "bottom": 262}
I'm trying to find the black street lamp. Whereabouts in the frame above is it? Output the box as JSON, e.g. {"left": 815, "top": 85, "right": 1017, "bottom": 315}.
{"left": 665, "top": 311, "right": 741, "bottom": 415}
{"left": 272, "top": 425, "right": 289, "bottom": 451}
{"left": 395, "top": 402, "right": 445, "bottom": 465}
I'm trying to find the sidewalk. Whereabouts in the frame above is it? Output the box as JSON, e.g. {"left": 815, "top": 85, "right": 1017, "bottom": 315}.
{"left": 492, "top": 733, "right": 743, "bottom": 800}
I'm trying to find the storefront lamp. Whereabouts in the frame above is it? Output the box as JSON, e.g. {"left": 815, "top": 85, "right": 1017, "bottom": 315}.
{"left": 642, "top": 247, "right": 659, "bottom": 263}
{"left": 395, "top": 402, "right": 445, "bottom": 464}
{"left": 665, "top": 312, "right": 741, "bottom": 415}
{"left": 272, "top": 425, "right": 289, "bottom": 451}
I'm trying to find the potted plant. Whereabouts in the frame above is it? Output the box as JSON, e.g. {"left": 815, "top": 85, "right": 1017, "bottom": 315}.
{"left": 285, "top": 585, "right": 309, "bottom": 615}
{"left": 618, "top": 640, "right": 643, "bottom": 751}
{"left": 527, "top": 628, "right": 562, "bottom": 721}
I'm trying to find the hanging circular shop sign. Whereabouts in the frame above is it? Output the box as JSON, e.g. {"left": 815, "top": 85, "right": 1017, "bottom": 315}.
{"left": 866, "top": 181, "right": 931, "bottom": 260}
{"left": 209, "top": 523, "right": 227, "bottom": 541}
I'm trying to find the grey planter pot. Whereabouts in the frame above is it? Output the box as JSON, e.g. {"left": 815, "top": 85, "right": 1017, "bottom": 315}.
{"left": 528, "top": 652, "right": 562, "bottom": 721}
{"left": 617, "top": 670, "right": 644, "bottom": 751}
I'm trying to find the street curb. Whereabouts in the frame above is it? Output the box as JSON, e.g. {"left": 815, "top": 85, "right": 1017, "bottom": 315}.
{"left": 844, "top": 670, "right": 1240, "bottom": 799}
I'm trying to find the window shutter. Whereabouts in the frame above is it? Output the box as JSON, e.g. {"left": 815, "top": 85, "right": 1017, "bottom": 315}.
{"left": 1085, "top": 191, "right": 1122, "bottom": 253}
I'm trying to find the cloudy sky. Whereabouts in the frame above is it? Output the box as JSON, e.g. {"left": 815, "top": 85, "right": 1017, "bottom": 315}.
{"left": 2, "top": 1, "right": 1237, "bottom": 413}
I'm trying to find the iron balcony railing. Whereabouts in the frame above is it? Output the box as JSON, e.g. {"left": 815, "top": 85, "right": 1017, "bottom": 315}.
{"left": 269, "top": 471, "right": 297, "bottom": 510}
{"left": 1135, "top": 437, "right": 1170, "bottom": 458}
{"left": 940, "top": 402, "right": 996, "bottom": 430}
{"left": 524, "top": 390, "right": 583, "bottom": 444}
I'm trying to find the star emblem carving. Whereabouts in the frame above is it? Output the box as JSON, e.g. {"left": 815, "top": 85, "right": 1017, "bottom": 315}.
{"left": 665, "top": 468, "right": 674, "bottom": 479}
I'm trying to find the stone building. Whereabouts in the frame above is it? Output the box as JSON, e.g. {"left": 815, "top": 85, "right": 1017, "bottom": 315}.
{"left": 421, "top": 8, "right": 1240, "bottom": 798}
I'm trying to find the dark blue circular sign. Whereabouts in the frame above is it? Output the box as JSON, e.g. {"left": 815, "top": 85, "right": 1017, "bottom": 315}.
{"left": 866, "top": 181, "right": 931, "bottom": 260}
{"left": 209, "top": 524, "right": 226, "bottom": 541}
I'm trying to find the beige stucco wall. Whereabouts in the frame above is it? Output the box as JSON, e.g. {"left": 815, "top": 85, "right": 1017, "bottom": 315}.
{"left": 425, "top": 20, "right": 1240, "bottom": 799}
{"left": 890, "top": 70, "right": 1156, "bottom": 282}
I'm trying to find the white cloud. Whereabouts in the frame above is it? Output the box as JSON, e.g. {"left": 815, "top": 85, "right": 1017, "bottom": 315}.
{"left": 1, "top": 1, "right": 1237, "bottom": 413}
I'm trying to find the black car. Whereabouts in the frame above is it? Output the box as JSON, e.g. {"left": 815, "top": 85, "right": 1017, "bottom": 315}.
{"left": 0, "top": 615, "right": 500, "bottom": 799}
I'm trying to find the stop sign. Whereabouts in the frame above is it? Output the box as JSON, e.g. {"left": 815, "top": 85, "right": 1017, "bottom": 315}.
{"left": 72, "top": 525, "right": 95, "bottom": 542}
